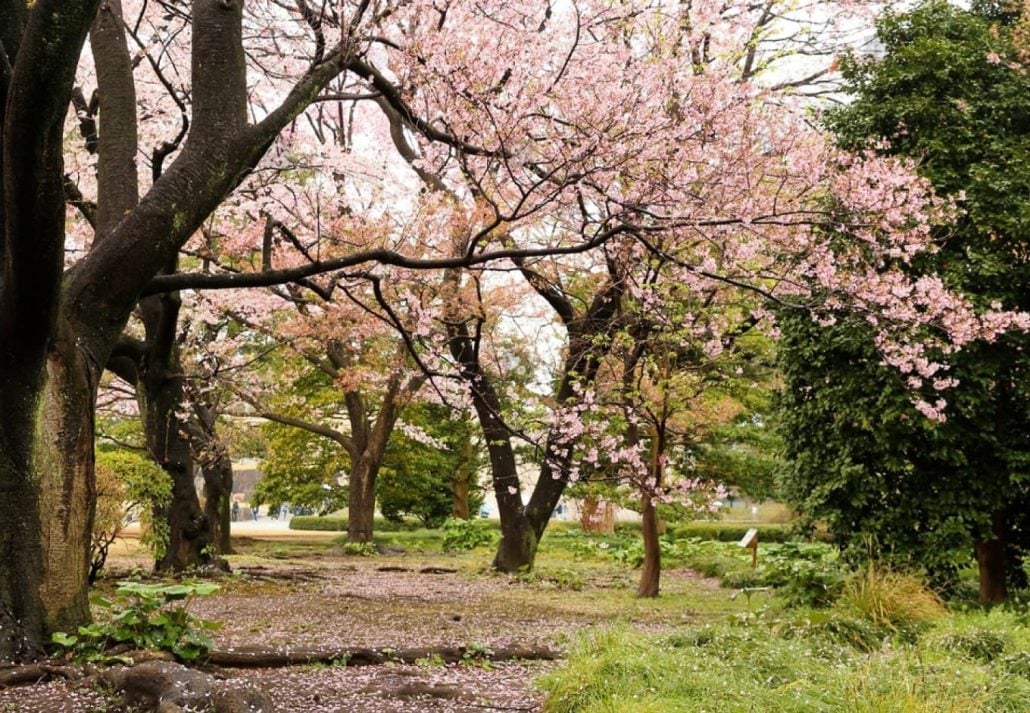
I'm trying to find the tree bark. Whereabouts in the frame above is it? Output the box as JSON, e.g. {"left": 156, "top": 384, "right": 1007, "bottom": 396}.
{"left": 142, "top": 374, "right": 209, "bottom": 573}
{"left": 347, "top": 455, "right": 378, "bottom": 543}
{"left": 638, "top": 488, "right": 661, "bottom": 598}
{"left": 136, "top": 293, "right": 209, "bottom": 572}
{"left": 1, "top": 1, "right": 108, "bottom": 658}
{"left": 637, "top": 424, "right": 665, "bottom": 599}
{"left": 345, "top": 368, "right": 411, "bottom": 544}
{"left": 0, "top": 0, "right": 346, "bottom": 657}
{"left": 446, "top": 312, "right": 534, "bottom": 571}
{"left": 975, "top": 509, "right": 1008, "bottom": 605}
{"left": 190, "top": 399, "right": 234, "bottom": 555}
{"left": 450, "top": 438, "right": 474, "bottom": 520}
{"left": 201, "top": 448, "right": 234, "bottom": 555}
{"left": 579, "top": 496, "right": 616, "bottom": 534}
{"left": 0, "top": 329, "right": 98, "bottom": 660}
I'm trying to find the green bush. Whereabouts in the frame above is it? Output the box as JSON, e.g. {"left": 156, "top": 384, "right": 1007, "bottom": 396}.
{"left": 92, "top": 450, "right": 172, "bottom": 581}
{"left": 759, "top": 542, "right": 846, "bottom": 608}
{"left": 441, "top": 517, "right": 498, "bottom": 551}
{"left": 937, "top": 628, "right": 1009, "bottom": 663}
{"left": 290, "top": 515, "right": 347, "bottom": 531}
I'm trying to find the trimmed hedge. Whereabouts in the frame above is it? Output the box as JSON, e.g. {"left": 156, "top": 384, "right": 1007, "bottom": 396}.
{"left": 290, "top": 516, "right": 347, "bottom": 531}
{"left": 289, "top": 515, "right": 425, "bottom": 532}
{"left": 669, "top": 522, "right": 792, "bottom": 543}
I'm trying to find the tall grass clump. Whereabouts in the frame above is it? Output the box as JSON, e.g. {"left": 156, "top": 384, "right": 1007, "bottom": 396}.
{"left": 836, "top": 564, "right": 946, "bottom": 631}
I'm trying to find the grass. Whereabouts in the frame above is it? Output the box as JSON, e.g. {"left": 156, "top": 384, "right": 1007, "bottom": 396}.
{"left": 539, "top": 617, "right": 1030, "bottom": 712}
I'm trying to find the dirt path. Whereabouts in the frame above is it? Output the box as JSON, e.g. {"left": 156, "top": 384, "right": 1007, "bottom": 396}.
{"left": 0, "top": 540, "right": 565, "bottom": 712}
{"left": 0, "top": 535, "right": 719, "bottom": 712}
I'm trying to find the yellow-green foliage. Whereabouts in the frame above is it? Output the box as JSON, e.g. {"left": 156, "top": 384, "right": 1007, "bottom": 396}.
{"left": 91, "top": 450, "right": 172, "bottom": 578}
{"left": 836, "top": 564, "right": 946, "bottom": 631}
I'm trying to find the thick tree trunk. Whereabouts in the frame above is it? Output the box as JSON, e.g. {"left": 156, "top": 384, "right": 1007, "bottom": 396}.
{"left": 347, "top": 456, "right": 378, "bottom": 543}
{"left": 0, "top": 330, "right": 98, "bottom": 660}
{"left": 975, "top": 510, "right": 1008, "bottom": 605}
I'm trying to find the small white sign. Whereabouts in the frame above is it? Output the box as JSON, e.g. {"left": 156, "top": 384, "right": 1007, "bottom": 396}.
{"left": 738, "top": 528, "right": 759, "bottom": 548}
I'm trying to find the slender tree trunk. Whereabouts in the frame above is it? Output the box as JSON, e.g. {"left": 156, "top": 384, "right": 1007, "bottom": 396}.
{"left": 451, "top": 476, "right": 471, "bottom": 520}
{"left": 344, "top": 375, "right": 409, "bottom": 544}
{"left": 638, "top": 488, "right": 661, "bottom": 598}
{"left": 975, "top": 509, "right": 1008, "bottom": 605}
{"left": 137, "top": 330, "right": 209, "bottom": 570}
{"left": 452, "top": 338, "right": 535, "bottom": 571}
{"left": 450, "top": 435, "right": 475, "bottom": 520}
{"left": 189, "top": 398, "right": 234, "bottom": 556}
{"left": 201, "top": 449, "right": 234, "bottom": 555}
{"left": 637, "top": 425, "right": 665, "bottom": 598}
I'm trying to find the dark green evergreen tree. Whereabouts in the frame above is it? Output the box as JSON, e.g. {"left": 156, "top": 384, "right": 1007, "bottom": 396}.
{"left": 778, "top": 0, "right": 1030, "bottom": 602}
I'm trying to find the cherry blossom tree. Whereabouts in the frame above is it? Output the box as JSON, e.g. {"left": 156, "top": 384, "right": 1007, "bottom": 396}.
{"left": 3, "top": 0, "right": 1026, "bottom": 661}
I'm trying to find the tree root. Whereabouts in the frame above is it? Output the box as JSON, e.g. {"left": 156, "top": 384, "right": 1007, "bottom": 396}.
{"left": 0, "top": 663, "right": 83, "bottom": 687}
{"left": 206, "top": 643, "right": 558, "bottom": 668}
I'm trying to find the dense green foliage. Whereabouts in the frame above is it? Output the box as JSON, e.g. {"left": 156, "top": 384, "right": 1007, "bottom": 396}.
{"left": 440, "top": 517, "right": 499, "bottom": 551}
{"left": 256, "top": 419, "right": 349, "bottom": 513}
{"left": 290, "top": 515, "right": 425, "bottom": 532}
{"left": 669, "top": 522, "right": 794, "bottom": 543}
{"left": 778, "top": 1, "right": 1030, "bottom": 588}
{"left": 379, "top": 404, "right": 485, "bottom": 527}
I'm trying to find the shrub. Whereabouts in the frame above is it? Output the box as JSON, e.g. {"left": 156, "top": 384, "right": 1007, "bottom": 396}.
{"left": 92, "top": 450, "right": 172, "bottom": 582}
{"left": 441, "top": 517, "right": 498, "bottom": 551}
{"left": 759, "top": 542, "right": 845, "bottom": 608}
{"left": 290, "top": 515, "right": 423, "bottom": 532}
{"left": 937, "top": 628, "right": 1009, "bottom": 663}
{"left": 290, "top": 515, "right": 347, "bottom": 531}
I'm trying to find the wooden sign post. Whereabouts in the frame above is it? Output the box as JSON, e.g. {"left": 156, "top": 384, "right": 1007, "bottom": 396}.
{"left": 738, "top": 528, "right": 759, "bottom": 569}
